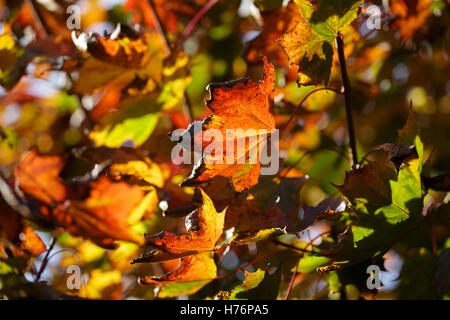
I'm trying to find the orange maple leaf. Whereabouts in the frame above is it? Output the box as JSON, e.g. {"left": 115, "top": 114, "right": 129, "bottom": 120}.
{"left": 139, "top": 252, "right": 216, "bottom": 298}
{"left": 15, "top": 151, "right": 154, "bottom": 248}
{"left": 51, "top": 176, "right": 145, "bottom": 248}
{"left": 140, "top": 252, "right": 216, "bottom": 284}
{"left": 136, "top": 189, "right": 226, "bottom": 262}
{"left": 19, "top": 226, "right": 46, "bottom": 257}
{"left": 172, "top": 56, "right": 276, "bottom": 192}
{"left": 15, "top": 150, "right": 67, "bottom": 205}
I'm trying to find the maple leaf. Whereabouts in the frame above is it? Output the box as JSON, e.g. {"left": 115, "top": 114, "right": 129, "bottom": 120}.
{"left": 66, "top": 27, "right": 191, "bottom": 148}
{"left": 233, "top": 266, "right": 282, "bottom": 300}
{"left": 225, "top": 176, "right": 308, "bottom": 234}
{"left": 14, "top": 150, "right": 160, "bottom": 248}
{"left": 297, "top": 255, "right": 332, "bottom": 273}
{"left": 66, "top": 25, "right": 168, "bottom": 95}
{"left": 337, "top": 159, "right": 422, "bottom": 224}
{"left": 76, "top": 146, "right": 165, "bottom": 189}
{"left": 134, "top": 189, "right": 226, "bottom": 262}
{"left": 217, "top": 268, "right": 266, "bottom": 300}
{"left": 51, "top": 176, "right": 146, "bottom": 249}
{"left": 321, "top": 110, "right": 426, "bottom": 268}
{"left": 364, "top": 107, "right": 424, "bottom": 173}
{"left": 325, "top": 157, "right": 422, "bottom": 268}
{"left": 278, "top": 0, "right": 362, "bottom": 86}
{"left": 204, "top": 174, "right": 342, "bottom": 244}
{"left": 172, "top": 56, "right": 276, "bottom": 192}
{"left": 293, "top": 194, "right": 346, "bottom": 232}
{"left": 15, "top": 150, "right": 67, "bottom": 205}
{"left": 139, "top": 252, "right": 216, "bottom": 298}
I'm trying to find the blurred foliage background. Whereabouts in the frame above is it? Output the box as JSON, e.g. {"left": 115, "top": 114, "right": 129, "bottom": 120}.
{"left": 0, "top": 0, "right": 449, "bottom": 300}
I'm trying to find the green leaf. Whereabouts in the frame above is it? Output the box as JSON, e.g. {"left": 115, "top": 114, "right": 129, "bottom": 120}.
{"left": 156, "top": 280, "right": 212, "bottom": 299}
{"left": 279, "top": 0, "right": 362, "bottom": 86}
{"left": 297, "top": 255, "right": 331, "bottom": 273}
{"left": 330, "top": 156, "right": 424, "bottom": 267}
{"left": 337, "top": 159, "right": 422, "bottom": 225}
{"left": 235, "top": 266, "right": 282, "bottom": 300}
{"left": 89, "top": 112, "right": 159, "bottom": 148}
{"left": 218, "top": 269, "right": 266, "bottom": 300}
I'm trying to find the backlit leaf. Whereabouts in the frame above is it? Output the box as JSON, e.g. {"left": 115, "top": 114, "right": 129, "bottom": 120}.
{"left": 278, "top": 0, "right": 362, "bottom": 86}
{"left": 172, "top": 56, "right": 276, "bottom": 192}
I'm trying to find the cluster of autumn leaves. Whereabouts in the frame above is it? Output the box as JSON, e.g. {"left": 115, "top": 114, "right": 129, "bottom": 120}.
{"left": 0, "top": 0, "right": 448, "bottom": 299}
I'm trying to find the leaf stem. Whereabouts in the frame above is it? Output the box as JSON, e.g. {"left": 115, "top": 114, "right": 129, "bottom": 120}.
{"left": 336, "top": 32, "right": 358, "bottom": 169}
{"left": 272, "top": 239, "right": 313, "bottom": 253}
{"left": 280, "top": 87, "right": 342, "bottom": 136}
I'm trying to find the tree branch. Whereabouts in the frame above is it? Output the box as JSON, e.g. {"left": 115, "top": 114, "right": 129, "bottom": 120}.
{"left": 336, "top": 32, "right": 358, "bottom": 169}
{"left": 34, "top": 236, "right": 57, "bottom": 283}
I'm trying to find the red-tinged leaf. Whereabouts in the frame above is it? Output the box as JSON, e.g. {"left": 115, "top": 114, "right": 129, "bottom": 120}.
{"left": 173, "top": 56, "right": 276, "bottom": 192}
{"left": 65, "top": 26, "right": 167, "bottom": 95}
{"left": 50, "top": 176, "right": 146, "bottom": 248}
{"left": 137, "top": 189, "right": 226, "bottom": 262}
{"left": 19, "top": 226, "right": 46, "bottom": 257}
{"left": 139, "top": 252, "right": 216, "bottom": 298}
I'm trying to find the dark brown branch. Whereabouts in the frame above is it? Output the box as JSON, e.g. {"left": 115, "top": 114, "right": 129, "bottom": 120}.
{"left": 336, "top": 32, "right": 358, "bottom": 169}
{"left": 34, "top": 236, "right": 57, "bottom": 283}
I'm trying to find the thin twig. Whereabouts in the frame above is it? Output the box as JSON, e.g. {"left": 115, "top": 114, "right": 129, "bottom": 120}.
{"left": 285, "top": 255, "right": 301, "bottom": 300}
{"left": 336, "top": 32, "right": 358, "bottom": 169}
{"left": 217, "top": 250, "right": 283, "bottom": 280}
{"left": 279, "top": 146, "right": 350, "bottom": 179}
{"left": 34, "top": 236, "right": 57, "bottom": 283}
{"left": 280, "top": 87, "right": 342, "bottom": 136}
{"left": 272, "top": 239, "right": 313, "bottom": 253}
{"left": 181, "top": 0, "right": 219, "bottom": 41}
